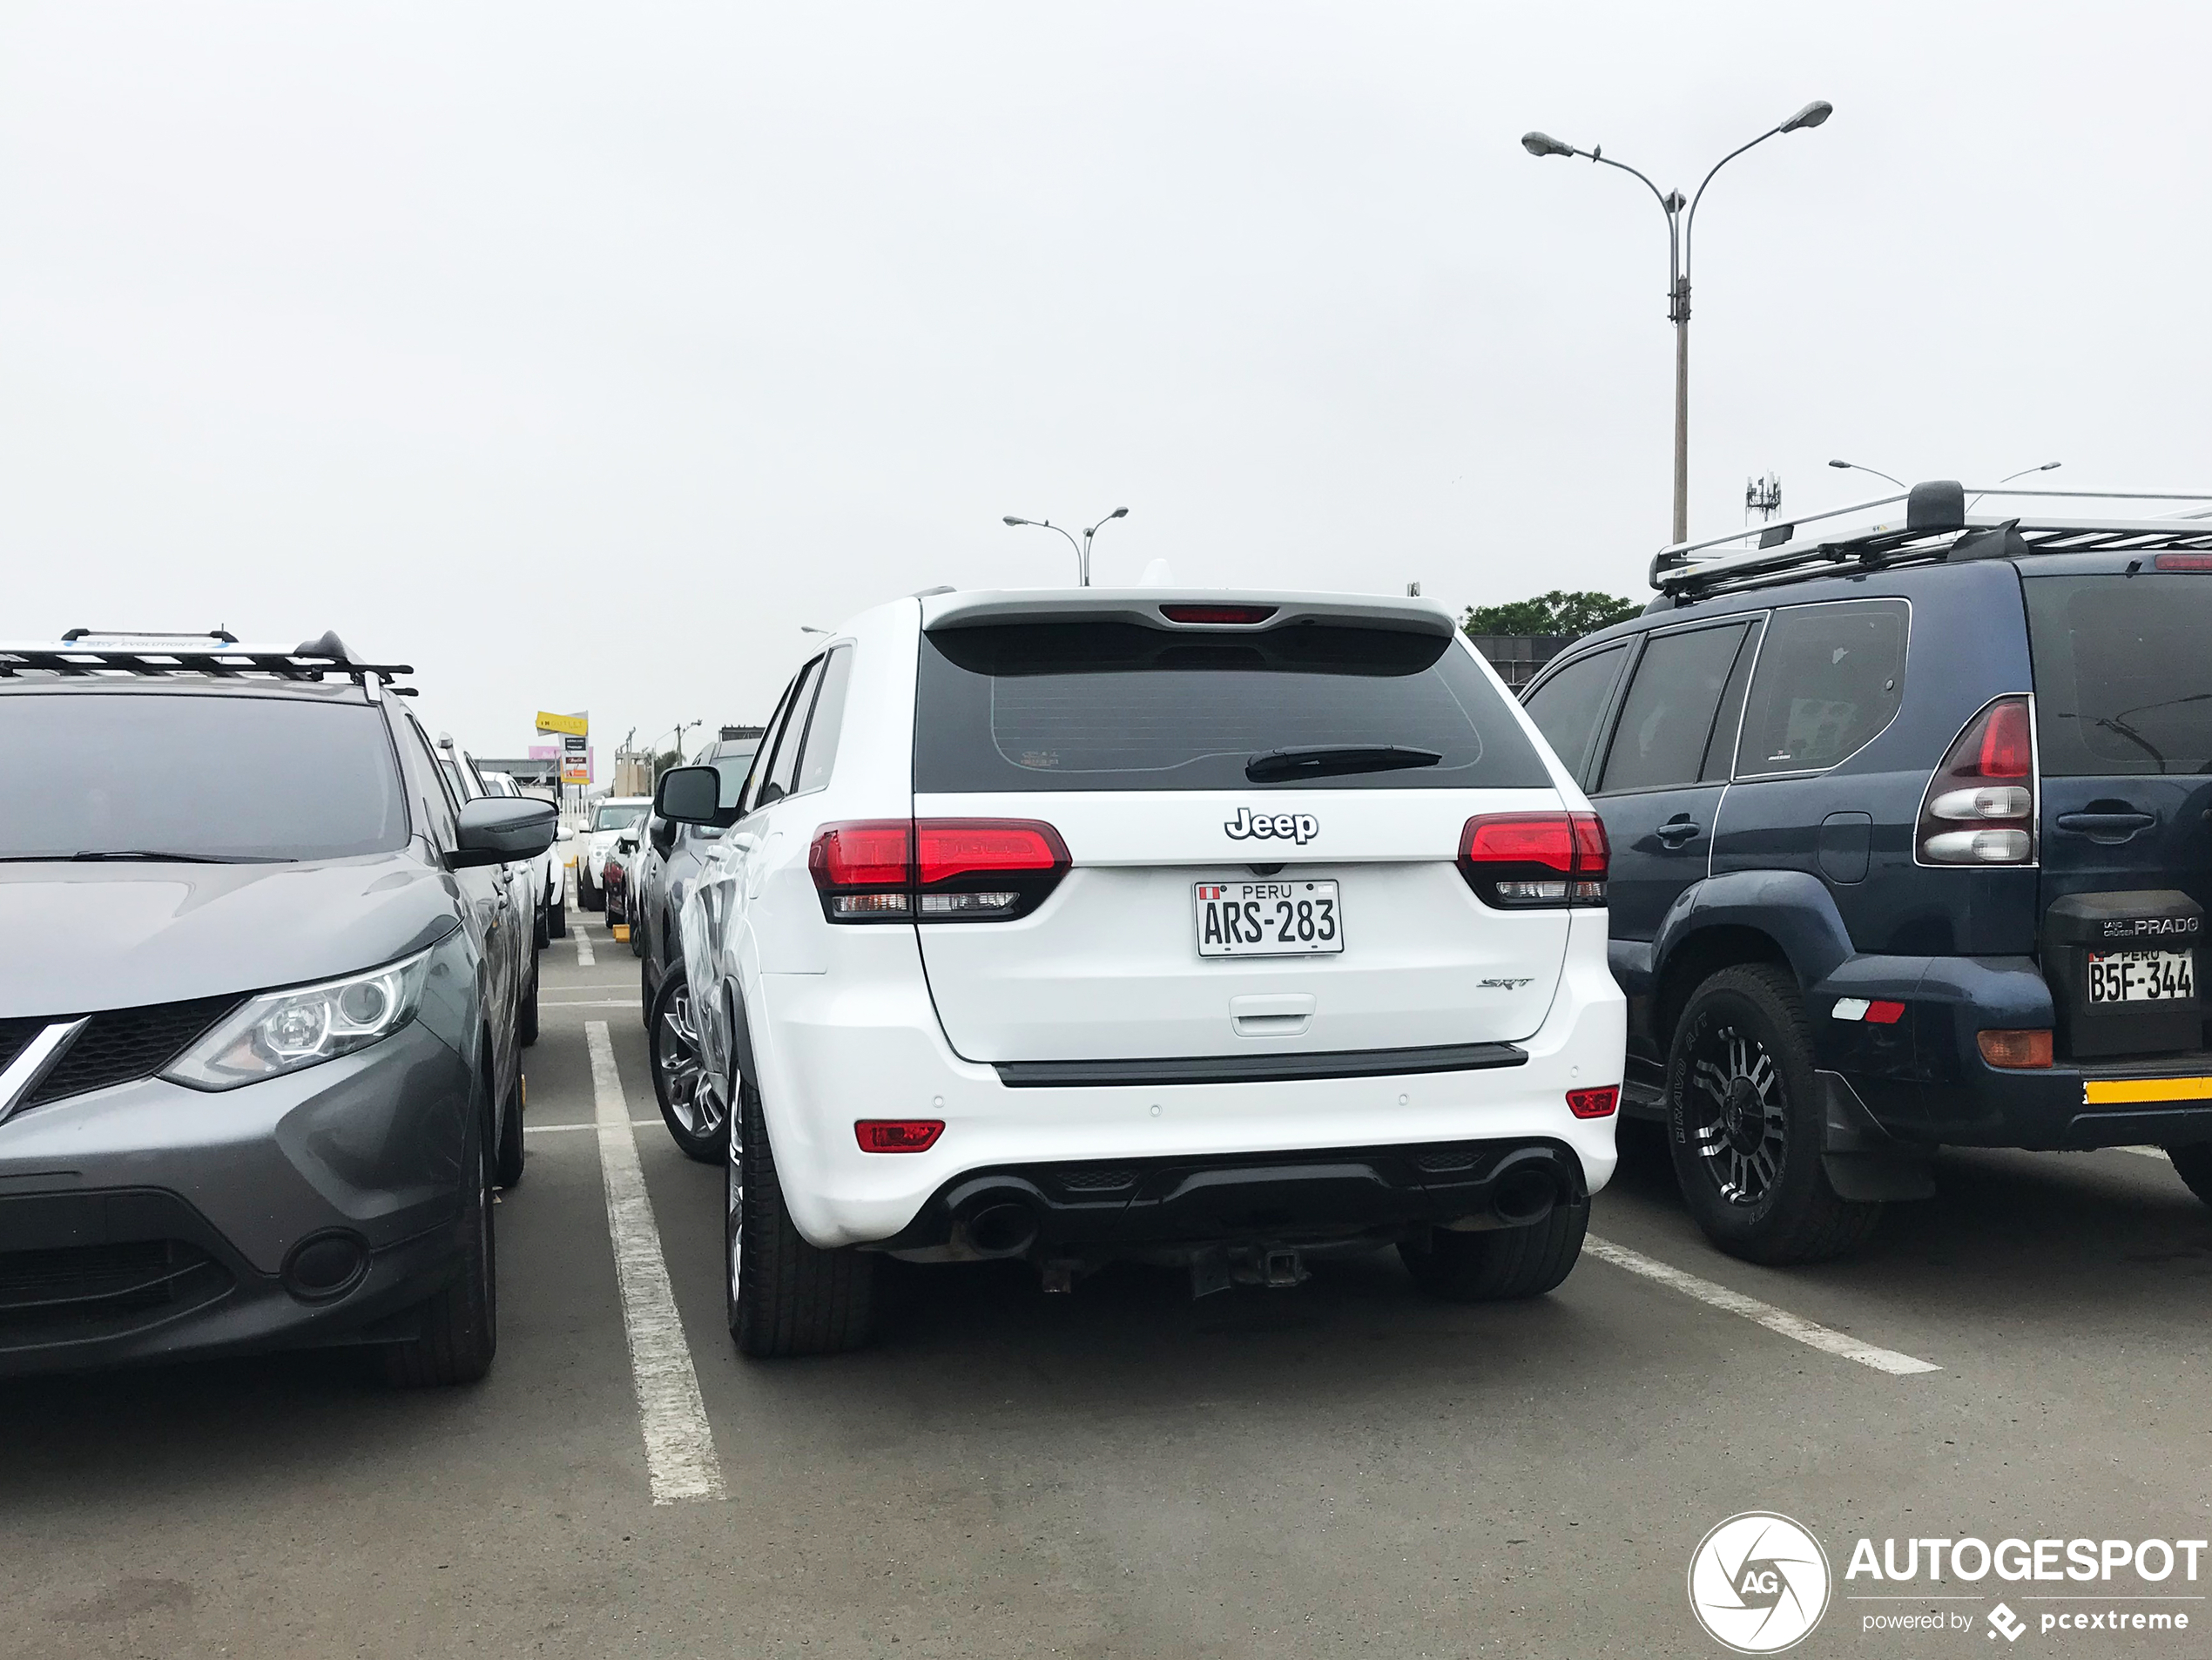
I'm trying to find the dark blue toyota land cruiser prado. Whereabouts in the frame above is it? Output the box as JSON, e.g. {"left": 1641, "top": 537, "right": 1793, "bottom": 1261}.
{"left": 1521, "top": 481, "right": 2212, "bottom": 1262}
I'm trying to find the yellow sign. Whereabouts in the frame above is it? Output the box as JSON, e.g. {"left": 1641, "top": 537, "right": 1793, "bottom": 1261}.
{"left": 536, "top": 711, "right": 589, "bottom": 738}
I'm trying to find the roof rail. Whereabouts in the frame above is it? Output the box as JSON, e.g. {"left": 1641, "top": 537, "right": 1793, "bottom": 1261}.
{"left": 0, "top": 629, "right": 413, "bottom": 691}
{"left": 1649, "top": 481, "right": 2212, "bottom": 599}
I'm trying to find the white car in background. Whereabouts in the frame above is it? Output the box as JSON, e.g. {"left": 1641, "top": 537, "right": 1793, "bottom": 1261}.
{"left": 664, "top": 588, "right": 1626, "bottom": 1358}
{"left": 481, "top": 770, "right": 567, "bottom": 941}
{"left": 579, "top": 795, "right": 651, "bottom": 912}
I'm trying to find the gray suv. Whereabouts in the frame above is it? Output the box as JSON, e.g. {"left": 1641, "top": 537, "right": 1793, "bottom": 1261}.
{"left": 0, "top": 631, "right": 554, "bottom": 1384}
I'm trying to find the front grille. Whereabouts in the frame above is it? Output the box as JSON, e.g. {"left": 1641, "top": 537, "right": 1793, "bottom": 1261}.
{"left": 0, "top": 1020, "right": 37, "bottom": 1075}
{"left": 0, "top": 1238, "right": 231, "bottom": 1341}
{"left": 16, "top": 995, "right": 239, "bottom": 1108}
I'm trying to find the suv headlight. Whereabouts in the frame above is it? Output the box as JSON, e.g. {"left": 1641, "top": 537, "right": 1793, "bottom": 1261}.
{"left": 163, "top": 948, "right": 435, "bottom": 1090}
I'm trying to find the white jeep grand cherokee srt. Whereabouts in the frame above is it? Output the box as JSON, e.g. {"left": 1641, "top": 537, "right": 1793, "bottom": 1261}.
{"left": 664, "top": 589, "right": 1626, "bottom": 1356}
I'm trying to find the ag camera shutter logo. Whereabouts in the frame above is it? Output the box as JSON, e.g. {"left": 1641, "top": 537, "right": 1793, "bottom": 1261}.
{"left": 1688, "top": 1513, "right": 1832, "bottom": 1653}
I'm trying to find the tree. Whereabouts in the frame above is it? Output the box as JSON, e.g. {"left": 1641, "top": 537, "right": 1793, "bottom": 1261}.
{"left": 1461, "top": 590, "right": 1639, "bottom": 642}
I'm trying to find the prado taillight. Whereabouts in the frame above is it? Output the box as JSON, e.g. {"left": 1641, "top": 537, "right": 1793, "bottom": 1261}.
{"left": 1918, "top": 697, "right": 2037, "bottom": 866}
{"left": 809, "top": 819, "right": 1069, "bottom": 922}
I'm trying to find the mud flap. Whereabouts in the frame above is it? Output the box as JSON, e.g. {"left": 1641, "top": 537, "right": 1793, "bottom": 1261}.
{"left": 1819, "top": 1070, "right": 1936, "bottom": 1203}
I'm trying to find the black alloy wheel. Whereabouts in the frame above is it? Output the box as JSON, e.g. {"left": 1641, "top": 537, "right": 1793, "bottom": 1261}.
{"left": 651, "top": 972, "right": 728, "bottom": 1163}
{"left": 1665, "top": 964, "right": 1881, "bottom": 1265}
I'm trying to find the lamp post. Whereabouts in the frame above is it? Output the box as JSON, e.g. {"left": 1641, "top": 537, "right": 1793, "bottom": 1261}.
{"left": 1523, "top": 101, "right": 1833, "bottom": 546}
{"left": 1829, "top": 458, "right": 1905, "bottom": 489}
{"left": 1002, "top": 507, "right": 1130, "bottom": 586}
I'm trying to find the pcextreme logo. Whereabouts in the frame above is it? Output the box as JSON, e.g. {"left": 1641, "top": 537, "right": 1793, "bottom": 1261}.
{"left": 1689, "top": 1513, "right": 1833, "bottom": 1654}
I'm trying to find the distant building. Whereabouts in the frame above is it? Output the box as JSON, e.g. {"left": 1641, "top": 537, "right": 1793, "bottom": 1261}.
{"left": 1467, "top": 634, "right": 1569, "bottom": 692}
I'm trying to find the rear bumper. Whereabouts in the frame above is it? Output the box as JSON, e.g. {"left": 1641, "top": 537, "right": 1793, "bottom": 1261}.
{"left": 0, "top": 1022, "right": 474, "bottom": 1375}
{"left": 877, "top": 1137, "right": 1587, "bottom": 1258}
{"left": 1810, "top": 953, "right": 2212, "bottom": 1151}
{"left": 745, "top": 910, "right": 1626, "bottom": 1248}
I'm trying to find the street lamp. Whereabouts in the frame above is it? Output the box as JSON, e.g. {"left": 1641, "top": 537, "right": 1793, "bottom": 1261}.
{"left": 1829, "top": 458, "right": 1905, "bottom": 489}
{"left": 1523, "top": 100, "right": 1833, "bottom": 545}
{"left": 1002, "top": 507, "right": 1130, "bottom": 586}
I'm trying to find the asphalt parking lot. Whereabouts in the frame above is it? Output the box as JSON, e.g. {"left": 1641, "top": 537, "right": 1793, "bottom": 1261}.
{"left": 4, "top": 920, "right": 2208, "bottom": 1660}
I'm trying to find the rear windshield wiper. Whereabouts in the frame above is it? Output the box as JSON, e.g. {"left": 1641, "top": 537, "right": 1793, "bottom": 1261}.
{"left": 0, "top": 850, "right": 293, "bottom": 865}
{"left": 1244, "top": 745, "right": 1444, "bottom": 784}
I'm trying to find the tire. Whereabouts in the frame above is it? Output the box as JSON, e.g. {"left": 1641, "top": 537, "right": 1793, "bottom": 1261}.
{"left": 651, "top": 972, "right": 729, "bottom": 1164}
{"left": 640, "top": 954, "right": 655, "bottom": 1030}
{"left": 630, "top": 909, "right": 647, "bottom": 957}
{"left": 383, "top": 1099, "right": 497, "bottom": 1386}
{"left": 581, "top": 874, "right": 603, "bottom": 913}
{"left": 1665, "top": 963, "right": 1881, "bottom": 1265}
{"left": 548, "top": 894, "right": 567, "bottom": 940}
{"left": 534, "top": 894, "right": 550, "bottom": 950}
{"left": 1399, "top": 1198, "right": 1588, "bottom": 1301}
{"left": 2167, "top": 1142, "right": 2212, "bottom": 1208}
{"left": 517, "top": 947, "right": 539, "bottom": 1049}
{"left": 493, "top": 1068, "right": 526, "bottom": 1189}
{"left": 727, "top": 1078, "right": 876, "bottom": 1356}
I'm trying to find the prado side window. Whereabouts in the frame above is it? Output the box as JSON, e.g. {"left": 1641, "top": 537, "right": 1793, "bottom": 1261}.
{"left": 1597, "top": 623, "right": 1751, "bottom": 796}
{"left": 1522, "top": 644, "right": 1630, "bottom": 788}
{"left": 1734, "top": 599, "right": 1908, "bottom": 778}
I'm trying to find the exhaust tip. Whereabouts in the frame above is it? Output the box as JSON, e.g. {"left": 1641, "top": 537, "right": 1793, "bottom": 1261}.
{"left": 963, "top": 1200, "right": 1040, "bottom": 1258}
{"left": 1493, "top": 1165, "right": 1560, "bottom": 1227}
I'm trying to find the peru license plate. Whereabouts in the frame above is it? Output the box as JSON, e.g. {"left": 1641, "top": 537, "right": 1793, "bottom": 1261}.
{"left": 1195, "top": 881, "right": 1343, "bottom": 958}
{"left": 2087, "top": 949, "right": 2195, "bottom": 1004}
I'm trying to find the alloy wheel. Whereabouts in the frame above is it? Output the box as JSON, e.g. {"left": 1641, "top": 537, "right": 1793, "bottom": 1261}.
{"left": 1689, "top": 1022, "right": 1787, "bottom": 1207}
{"left": 656, "top": 987, "right": 726, "bottom": 1141}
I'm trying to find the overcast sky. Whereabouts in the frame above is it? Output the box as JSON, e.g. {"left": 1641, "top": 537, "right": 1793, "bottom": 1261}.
{"left": 5, "top": 3, "right": 2207, "bottom": 761}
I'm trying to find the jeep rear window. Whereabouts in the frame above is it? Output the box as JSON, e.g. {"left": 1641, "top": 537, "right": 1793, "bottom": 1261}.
{"left": 0, "top": 692, "right": 408, "bottom": 861}
{"left": 2026, "top": 574, "right": 2212, "bottom": 776}
{"left": 914, "top": 621, "right": 1548, "bottom": 793}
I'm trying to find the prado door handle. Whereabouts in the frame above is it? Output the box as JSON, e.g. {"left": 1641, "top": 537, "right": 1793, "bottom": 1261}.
{"left": 1656, "top": 820, "right": 1703, "bottom": 847}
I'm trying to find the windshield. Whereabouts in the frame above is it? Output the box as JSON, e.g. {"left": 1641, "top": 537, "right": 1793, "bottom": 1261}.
{"left": 916, "top": 621, "right": 1546, "bottom": 792}
{"left": 593, "top": 804, "right": 647, "bottom": 832}
{"left": 1, "top": 692, "right": 408, "bottom": 861}
{"left": 2026, "top": 575, "right": 2212, "bottom": 775}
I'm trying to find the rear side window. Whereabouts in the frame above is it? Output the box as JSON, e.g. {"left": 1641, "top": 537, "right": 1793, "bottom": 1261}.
{"left": 1735, "top": 599, "right": 1907, "bottom": 778}
{"left": 1522, "top": 644, "right": 1629, "bottom": 786}
{"left": 795, "top": 645, "right": 854, "bottom": 795}
{"left": 759, "top": 656, "right": 825, "bottom": 806}
{"left": 1597, "top": 623, "right": 1749, "bottom": 794}
{"left": 2027, "top": 574, "right": 2212, "bottom": 776}
{"left": 915, "top": 622, "right": 1548, "bottom": 793}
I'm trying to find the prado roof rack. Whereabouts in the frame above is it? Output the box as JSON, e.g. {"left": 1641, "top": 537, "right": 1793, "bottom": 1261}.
{"left": 1649, "top": 482, "right": 2212, "bottom": 601}
{"left": 0, "top": 628, "right": 415, "bottom": 698}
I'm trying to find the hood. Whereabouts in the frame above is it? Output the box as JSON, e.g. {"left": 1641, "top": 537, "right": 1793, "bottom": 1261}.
{"left": 0, "top": 855, "right": 462, "bottom": 1019}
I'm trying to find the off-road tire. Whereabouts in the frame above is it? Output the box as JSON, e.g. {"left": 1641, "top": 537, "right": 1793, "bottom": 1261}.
{"left": 1666, "top": 963, "right": 1881, "bottom": 1265}
{"left": 727, "top": 1081, "right": 876, "bottom": 1357}
{"left": 1399, "top": 1198, "right": 1588, "bottom": 1301}
{"left": 383, "top": 1103, "right": 496, "bottom": 1386}
{"left": 2167, "top": 1142, "right": 2212, "bottom": 1209}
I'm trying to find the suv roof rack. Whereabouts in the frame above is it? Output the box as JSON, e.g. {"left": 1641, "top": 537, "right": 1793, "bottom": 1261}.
{"left": 0, "top": 628, "right": 415, "bottom": 697}
{"left": 1650, "top": 481, "right": 2212, "bottom": 600}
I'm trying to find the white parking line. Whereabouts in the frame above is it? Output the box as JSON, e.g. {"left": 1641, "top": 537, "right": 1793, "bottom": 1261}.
{"left": 1584, "top": 1234, "right": 1941, "bottom": 1377}
{"left": 543, "top": 998, "right": 643, "bottom": 1008}
{"left": 585, "top": 1022, "right": 725, "bottom": 1504}
{"left": 2116, "top": 1145, "right": 2170, "bottom": 1161}
{"left": 574, "top": 927, "right": 596, "bottom": 967}
{"left": 527, "top": 1117, "right": 667, "bottom": 1135}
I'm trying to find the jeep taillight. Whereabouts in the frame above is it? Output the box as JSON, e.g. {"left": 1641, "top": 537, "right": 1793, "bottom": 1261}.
{"left": 1918, "top": 697, "right": 2036, "bottom": 866}
{"left": 1458, "top": 812, "right": 1608, "bottom": 908}
{"left": 809, "top": 819, "right": 1069, "bottom": 922}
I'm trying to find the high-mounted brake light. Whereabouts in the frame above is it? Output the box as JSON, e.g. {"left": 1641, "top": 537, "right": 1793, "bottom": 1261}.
{"left": 1158, "top": 604, "right": 1278, "bottom": 625}
{"left": 1918, "top": 697, "right": 2036, "bottom": 866}
{"left": 1457, "top": 811, "right": 1608, "bottom": 908}
{"left": 2155, "top": 554, "right": 2212, "bottom": 572}
{"left": 810, "top": 819, "right": 1069, "bottom": 922}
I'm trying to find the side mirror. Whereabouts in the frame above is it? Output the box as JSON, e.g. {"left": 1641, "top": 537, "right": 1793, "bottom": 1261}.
{"left": 656, "top": 765, "right": 736, "bottom": 827}
{"left": 451, "top": 796, "right": 557, "bottom": 868}
{"left": 650, "top": 815, "right": 678, "bottom": 855}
